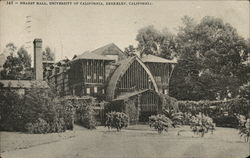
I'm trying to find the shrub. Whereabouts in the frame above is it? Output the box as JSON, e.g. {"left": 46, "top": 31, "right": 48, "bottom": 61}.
{"left": 149, "top": 114, "right": 172, "bottom": 134}
{"left": 75, "top": 97, "right": 97, "bottom": 129}
{"left": 177, "top": 98, "right": 250, "bottom": 127}
{"left": 163, "top": 109, "right": 184, "bottom": 127}
{"left": 0, "top": 84, "right": 74, "bottom": 133}
{"left": 237, "top": 115, "right": 250, "bottom": 142}
{"left": 213, "top": 115, "right": 238, "bottom": 128}
{"left": 0, "top": 89, "right": 24, "bottom": 131}
{"left": 160, "top": 94, "right": 178, "bottom": 113}
{"left": 25, "top": 118, "right": 51, "bottom": 134}
{"left": 189, "top": 114, "right": 215, "bottom": 137}
{"left": 105, "top": 112, "right": 129, "bottom": 131}
{"left": 55, "top": 99, "right": 74, "bottom": 130}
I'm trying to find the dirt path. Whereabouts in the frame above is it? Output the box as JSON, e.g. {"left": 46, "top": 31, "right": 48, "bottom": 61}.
{"left": 1, "top": 126, "right": 249, "bottom": 158}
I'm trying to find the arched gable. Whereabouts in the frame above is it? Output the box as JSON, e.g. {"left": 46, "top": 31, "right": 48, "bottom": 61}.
{"left": 106, "top": 56, "right": 158, "bottom": 100}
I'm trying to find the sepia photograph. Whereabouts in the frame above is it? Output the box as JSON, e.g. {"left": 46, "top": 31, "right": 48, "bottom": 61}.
{"left": 0, "top": 0, "right": 249, "bottom": 158}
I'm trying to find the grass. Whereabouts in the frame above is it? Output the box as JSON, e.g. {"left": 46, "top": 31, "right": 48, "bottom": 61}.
{"left": 1, "top": 125, "right": 249, "bottom": 158}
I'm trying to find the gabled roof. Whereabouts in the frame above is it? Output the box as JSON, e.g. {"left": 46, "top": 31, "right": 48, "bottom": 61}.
{"left": 71, "top": 51, "right": 114, "bottom": 62}
{"left": 69, "top": 43, "right": 128, "bottom": 63}
{"left": 92, "top": 43, "right": 128, "bottom": 60}
{"left": 141, "top": 54, "right": 177, "bottom": 64}
{"left": 106, "top": 56, "right": 158, "bottom": 101}
{"left": 0, "top": 80, "right": 49, "bottom": 89}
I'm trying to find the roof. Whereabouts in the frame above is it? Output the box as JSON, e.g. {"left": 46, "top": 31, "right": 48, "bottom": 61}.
{"left": 141, "top": 54, "right": 177, "bottom": 64}
{"left": 106, "top": 56, "right": 159, "bottom": 101}
{"left": 92, "top": 43, "right": 127, "bottom": 57}
{"left": 0, "top": 80, "right": 49, "bottom": 89}
{"left": 70, "top": 51, "right": 114, "bottom": 63}
{"left": 113, "top": 89, "right": 150, "bottom": 101}
{"left": 69, "top": 43, "right": 128, "bottom": 63}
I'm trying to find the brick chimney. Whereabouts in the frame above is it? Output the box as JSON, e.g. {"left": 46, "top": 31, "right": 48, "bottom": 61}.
{"left": 33, "top": 39, "right": 43, "bottom": 80}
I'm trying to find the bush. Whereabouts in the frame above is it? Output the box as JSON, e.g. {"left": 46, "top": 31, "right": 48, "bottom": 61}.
{"left": 25, "top": 118, "right": 51, "bottom": 134}
{"left": 213, "top": 115, "right": 238, "bottom": 128}
{"left": 0, "top": 85, "right": 74, "bottom": 133}
{"left": 177, "top": 98, "right": 250, "bottom": 127}
{"left": 149, "top": 114, "right": 172, "bottom": 134}
{"left": 105, "top": 112, "right": 129, "bottom": 131}
{"left": 75, "top": 97, "right": 97, "bottom": 129}
{"left": 160, "top": 94, "right": 178, "bottom": 113}
{"left": 163, "top": 109, "right": 184, "bottom": 127}
{"left": 237, "top": 115, "right": 250, "bottom": 142}
{"left": 189, "top": 114, "right": 215, "bottom": 137}
{"left": 0, "top": 89, "right": 24, "bottom": 131}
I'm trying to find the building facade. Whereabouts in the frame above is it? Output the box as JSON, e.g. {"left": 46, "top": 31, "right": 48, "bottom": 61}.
{"left": 42, "top": 41, "right": 177, "bottom": 122}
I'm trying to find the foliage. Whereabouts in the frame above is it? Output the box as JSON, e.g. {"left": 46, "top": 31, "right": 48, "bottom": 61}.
{"left": 170, "top": 16, "right": 249, "bottom": 101}
{"left": 213, "top": 115, "right": 238, "bottom": 128}
{"left": 0, "top": 89, "right": 24, "bottom": 131}
{"left": 74, "top": 97, "right": 97, "bottom": 129}
{"left": 149, "top": 114, "right": 172, "bottom": 134}
{"left": 0, "top": 44, "right": 32, "bottom": 80}
{"left": 239, "top": 83, "right": 250, "bottom": 100}
{"left": 136, "top": 25, "right": 177, "bottom": 59}
{"left": 178, "top": 98, "right": 250, "bottom": 117}
{"left": 160, "top": 94, "right": 178, "bottom": 112}
{"left": 132, "top": 16, "right": 250, "bottom": 101}
{"left": 43, "top": 46, "right": 55, "bottom": 61}
{"left": 25, "top": 118, "right": 51, "bottom": 134}
{"left": 160, "top": 95, "right": 183, "bottom": 127}
{"left": 124, "top": 45, "right": 137, "bottom": 57}
{"left": 178, "top": 98, "right": 250, "bottom": 127}
{"left": 124, "top": 100, "right": 138, "bottom": 124}
{"left": 105, "top": 112, "right": 129, "bottom": 131}
{"left": 189, "top": 114, "right": 215, "bottom": 137}
{"left": 163, "top": 110, "right": 184, "bottom": 127}
{"left": 0, "top": 85, "right": 74, "bottom": 133}
{"left": 236, "top": 115, "right": 250, "bottom": 142}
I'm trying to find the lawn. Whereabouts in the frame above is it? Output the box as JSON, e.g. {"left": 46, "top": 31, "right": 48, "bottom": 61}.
{"left": 1, "top": 125, "right": 249, "bottom": 158}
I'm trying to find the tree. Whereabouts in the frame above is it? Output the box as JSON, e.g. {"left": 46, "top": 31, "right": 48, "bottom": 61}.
{"left": 239, "top": 83, "right": 250, "bottom": 100}
{"left": 124, "top": 45, "right": 136, "bottom": 56}
{"left": 43, "top": 46, "right": 55, "bottom": 61}
{"left": 5, "top": 43, "right": 17, "bottom": 55}
{"left": 135, "top": 25, "right": 177, "bottom": 59}
{"left": 170, "top": 16, "right": 249, "bottom": 100}
{"left": 1, "top": 45, "right": 32, "bottom": 80}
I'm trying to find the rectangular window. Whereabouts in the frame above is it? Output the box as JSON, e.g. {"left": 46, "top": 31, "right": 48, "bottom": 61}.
{"left": 99, "top": 76, "right": 103, "bottom": 80}
{"left": 102, "top": 89, "right": 105, "bottom": 94}
{"left": 87, "top": 75, "right": 91, "bottom": 80}
{"left": 86, "top": 88, "right": 90, "bottom": 94}
{"left": 94, "top": 87, "right": 98, "bottom": 93}
{"left": 93, "top": 73, "right": 97, "bottom": 80}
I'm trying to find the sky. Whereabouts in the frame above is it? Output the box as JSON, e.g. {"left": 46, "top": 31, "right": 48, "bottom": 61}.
{"left": 0, "top": 0, "right": 249, "bottom": 65}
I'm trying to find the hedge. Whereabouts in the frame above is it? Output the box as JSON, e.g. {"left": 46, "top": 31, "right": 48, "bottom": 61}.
{"left": 73, "top": 96, "right": 97, "bottom": 129}
{"left": 0, "top": 88, "right": 74, "bottom": 133}
{"left": 177, "top": 98, "right": 250, "bottom": 127}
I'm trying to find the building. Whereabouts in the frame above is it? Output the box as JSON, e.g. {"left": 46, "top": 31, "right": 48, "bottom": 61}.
{"left": 43, "top": 40, "right": 177, "bottom": 122}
